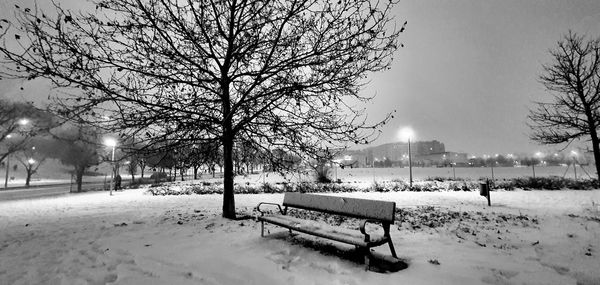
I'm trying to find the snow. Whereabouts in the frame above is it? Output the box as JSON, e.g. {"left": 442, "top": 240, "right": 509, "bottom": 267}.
{"left": 1, "top": 187, "right": 599, "bottom": 285}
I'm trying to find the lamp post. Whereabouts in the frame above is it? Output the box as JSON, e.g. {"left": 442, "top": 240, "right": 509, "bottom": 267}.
{"left": 3, "top": 134, "right": 13, "bottom": 188}
{"left": 3, "top": 119, "right": 32, "bottom": 188}
{"left": 399, "top": 127, "right": 414, "bottom": 188}
{"left": 533, "top": 152, "right": 544, "bottom": 179}
{"left": 104, "top": 138, "right": 117, "bottom": 196}
{"left": 571, "top": 150, "right": 578, "bottom": 179}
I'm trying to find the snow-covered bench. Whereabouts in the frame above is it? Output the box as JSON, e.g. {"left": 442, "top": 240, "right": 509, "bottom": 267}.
{"left": 256, "top": 192, "right": 398, "bottom": 269}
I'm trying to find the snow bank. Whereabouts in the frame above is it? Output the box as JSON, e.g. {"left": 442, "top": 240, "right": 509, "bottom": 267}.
{"left": 0, "top": 189, "right": 599, "bottom": 284}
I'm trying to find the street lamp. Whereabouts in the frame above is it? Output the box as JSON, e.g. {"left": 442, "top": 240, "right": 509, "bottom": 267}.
{"left": 570, "top": 150, "right": 578, "bottom": 179}
{"left": 399, "top": 127, "right": 414, "bottom": 188}
{"left": 533, "top": 151, "right": 544, "bottom": 178}
{"left": 104, "top": 138, "right": 117, "bottom": 196}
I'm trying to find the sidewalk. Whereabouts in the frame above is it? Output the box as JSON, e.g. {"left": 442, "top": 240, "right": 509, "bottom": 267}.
{"left": 0, "top": 176, "right": 111, "bottom": 191}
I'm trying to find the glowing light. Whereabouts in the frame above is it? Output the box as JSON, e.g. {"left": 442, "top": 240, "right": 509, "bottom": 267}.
{"left": 398, "top": 127, "right": 414, "bottom": 142}
{"left": 104, "top": 138, "right": 117, "bottom": 147}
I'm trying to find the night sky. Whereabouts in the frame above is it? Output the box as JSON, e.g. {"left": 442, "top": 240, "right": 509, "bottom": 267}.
{"left": 1, "top": 0, "right": 600, "bottom": 156}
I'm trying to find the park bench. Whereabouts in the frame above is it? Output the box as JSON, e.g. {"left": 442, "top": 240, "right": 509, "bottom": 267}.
{"left": 256, "top": 192, "right": 398, "bottom": 269}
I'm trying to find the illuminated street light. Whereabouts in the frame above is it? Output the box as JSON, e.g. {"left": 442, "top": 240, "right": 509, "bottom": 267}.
{"left": 104, "top": 138, "right": 117, "bottom": 196}
{"left": 18, "top": 118, "right": 30, "bottom": 126}
{"left": 398, "top": 127, "right": 414, "bottom": 188}
{"left": 570, "top": 150, "right": 578, "bottom": 179}
{"left": 27, "top": 158, "right": 35, "bottom": 165}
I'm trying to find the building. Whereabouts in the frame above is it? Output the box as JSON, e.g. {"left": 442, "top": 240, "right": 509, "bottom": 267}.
{"left": 338, "top": 140, "right": 463, "bottom": 168}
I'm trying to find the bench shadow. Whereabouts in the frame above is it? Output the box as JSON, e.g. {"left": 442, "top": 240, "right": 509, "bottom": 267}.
{"left": 264, "top": 231, "right": 409, "bottom": 273}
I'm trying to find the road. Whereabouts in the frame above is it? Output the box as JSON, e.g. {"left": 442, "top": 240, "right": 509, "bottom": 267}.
{"left": 0, "top": 181, "right": 117, "bottom": 201}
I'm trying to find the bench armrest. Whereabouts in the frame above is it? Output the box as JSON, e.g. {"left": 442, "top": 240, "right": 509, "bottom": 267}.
{"left": 256, "top": 202, "right": 285, "bottom": 215}
{"left": 359, "top": 219, "right": 391, "bottom": 242}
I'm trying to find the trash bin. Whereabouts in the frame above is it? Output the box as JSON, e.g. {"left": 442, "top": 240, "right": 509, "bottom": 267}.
{"left": 479, "top": 182, "right": 488, "bottom": 197}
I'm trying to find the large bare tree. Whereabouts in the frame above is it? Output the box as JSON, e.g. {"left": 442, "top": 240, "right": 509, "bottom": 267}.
{"left": 0, "top": 0, "right": 403, "bottom": 218}
{"left": 529, "top": 31, "right": 600, "bottom": 180}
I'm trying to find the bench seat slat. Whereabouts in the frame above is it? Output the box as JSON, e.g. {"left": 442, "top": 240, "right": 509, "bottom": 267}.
{"left": 258, "top": 214, "right": 389, "bottom": 247}
{"left": 282, "top": 193, "right": 395, "bottom": 223}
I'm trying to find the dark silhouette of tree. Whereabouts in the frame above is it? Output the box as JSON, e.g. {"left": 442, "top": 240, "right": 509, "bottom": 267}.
{"left": 1, "top": 99, "right": 54, "bottom": 164}
{"left": 15, "top": 142, "right": 46, "bottom": 187}
{"left": 125, "top": 158, "right": 138, "bottom": 182}
{"left": 0, "top": 0, "right": 403, "bottom": 218}
{"left": 39, "top": 124, "right": 102, "bottom": 192}
{"left": 528, "top": 32, "right": 600, "bottom": 180}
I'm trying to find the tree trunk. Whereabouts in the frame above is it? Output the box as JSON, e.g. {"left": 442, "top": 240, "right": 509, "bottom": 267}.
{"left": 25, "top": 169, "right": 32, "bottom": 187}
{"left": 140, "top": 162, "right": 145, "bottom": 178}
{"left": 73, "top": 167, "right": 84, "bottom": 193}
{"left": 589, "top": 130, "right": 600, "bottom": 182}
{"left": 222, "top": 75, "right": 236, "bottom": 218}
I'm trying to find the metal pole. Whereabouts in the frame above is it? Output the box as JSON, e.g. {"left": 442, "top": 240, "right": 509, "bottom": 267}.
{"left": 452, "top": 164, "right": 456, "bottom": 180}
{"left": 4, "top": 154, "right": 9, "bottom": 188}
{"left": 110, "top": 146, "right": 115, "bottom": 196}
{"left": 573, "top": 158, "right": 577, "bottom": 179}
{"left": 408, "top": 138, "right": 413, "bottom": 188}
{"left": 532, "top": 164, "right": 535, "bottom": 178}
{"left": 486, "top": 180, "right": 491, "bottom": 206}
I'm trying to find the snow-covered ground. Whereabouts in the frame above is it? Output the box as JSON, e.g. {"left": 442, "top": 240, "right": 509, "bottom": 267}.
{"left": 1, "top": 187, "right": 599, "bottom": 284}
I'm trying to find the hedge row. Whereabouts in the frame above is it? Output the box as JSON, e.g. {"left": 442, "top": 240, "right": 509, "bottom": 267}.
{"left": 146, "top": 176, "right": 598, "bottom": 196}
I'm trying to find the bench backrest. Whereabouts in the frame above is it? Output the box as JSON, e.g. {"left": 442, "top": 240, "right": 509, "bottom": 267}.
{"left": 282, "top": 192, "right": 395, "bottom": 223}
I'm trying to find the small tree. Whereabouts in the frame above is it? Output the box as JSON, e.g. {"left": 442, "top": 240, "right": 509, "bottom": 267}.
{"left": 15, "top": 143, "right": 46, "bottom": 187}
{"left": 529, "top": 32, "right": 600, "bottom": 180}
{"left": 40, "top": 124, "right": 102, "bottom": 192}
{"left": 125, "top": 158, "right": 138, "bottom": 183}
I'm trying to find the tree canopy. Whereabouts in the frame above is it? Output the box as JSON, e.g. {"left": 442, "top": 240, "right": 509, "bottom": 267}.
{"left": 1, "top": 0, "right": 404, "bottom": 218}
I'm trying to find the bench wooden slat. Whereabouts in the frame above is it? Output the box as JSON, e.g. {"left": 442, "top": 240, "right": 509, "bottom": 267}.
{"left": 282, "top": 192, "right": 396, "bottom": 223}
{"left": 259, "top": 214, "right": 389, "bottom": 247}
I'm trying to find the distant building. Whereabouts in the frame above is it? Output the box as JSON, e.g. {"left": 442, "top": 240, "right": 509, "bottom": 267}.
{"left": 337, "top": 140, "right": 465, "bottom": 168}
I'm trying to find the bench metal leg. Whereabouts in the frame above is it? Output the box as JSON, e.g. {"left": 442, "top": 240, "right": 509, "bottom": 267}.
{"left": 363, "top": 248, "right": 371, "bottom": 271}
{"left": 388, "top": 240, "right": 397, "bottom": 258}
{"left": 261, "top": 221, "right": 265, "bottom": 237}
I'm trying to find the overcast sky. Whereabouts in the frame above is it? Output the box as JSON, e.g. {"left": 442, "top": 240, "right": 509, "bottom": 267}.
{"left": 2, "top": 0, "right": 600, "bottom": 156}
{"left": 367, "top": 0, "right": 600, "bottom": 155}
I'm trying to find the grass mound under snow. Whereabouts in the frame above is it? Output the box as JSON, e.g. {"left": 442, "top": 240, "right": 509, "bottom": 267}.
{"left": 146, "top": 176, "right": 598, "bottom": 196}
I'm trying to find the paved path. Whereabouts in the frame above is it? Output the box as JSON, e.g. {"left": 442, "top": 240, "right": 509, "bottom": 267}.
{"left": 0, "top": 180, "right": 127, "bottom": 201}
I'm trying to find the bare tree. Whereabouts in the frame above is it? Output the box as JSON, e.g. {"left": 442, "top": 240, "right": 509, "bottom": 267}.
{"left": 528, "top": 31, "right": 600, "bottom": 180}
{"left": 39, "top": 124, "right": 103, "bottom": 192}
{"left": 15, "top": 143, "right": 46, "bottom": 187}
{"left": 0, "top": 99, "right": 53, "bottom": 163}
{"left": 0, "top": 0, "right": 403, "bottom": 218}
{"left": 125, "top": 158, "right": 138, "bottom": 182}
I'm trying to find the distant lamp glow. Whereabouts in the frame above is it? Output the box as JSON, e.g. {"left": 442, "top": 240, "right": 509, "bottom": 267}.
{"left": 18, "top": 118, "right": 29, "bottom": 126}
{"left": 398, "top": 127, "right": 414, "bottom": 142}
{"left": 27, "top": 158, "right": 35, "bottom": 165}
{"left": 104, "top": 138, "right": 117, "bottom": 148}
